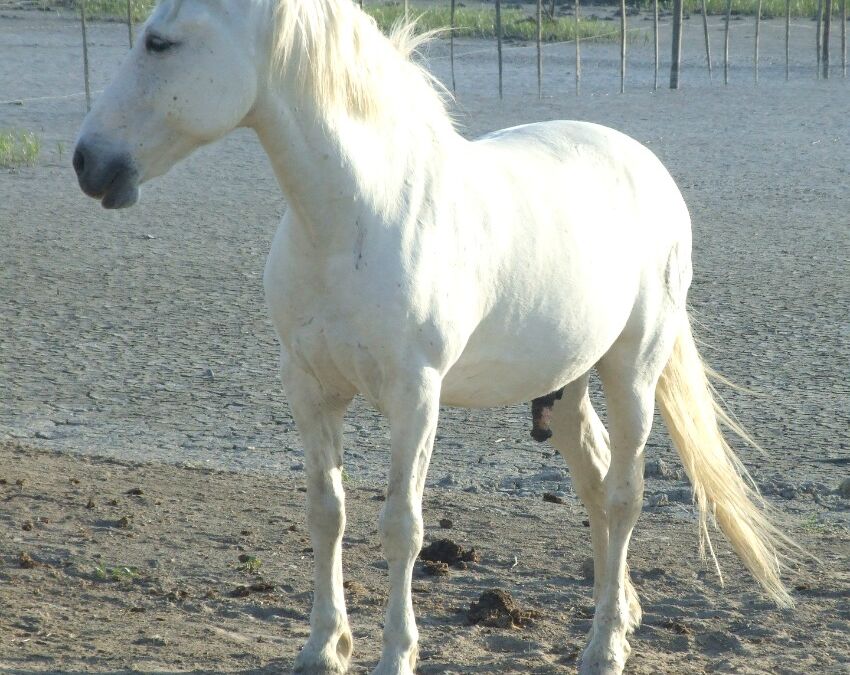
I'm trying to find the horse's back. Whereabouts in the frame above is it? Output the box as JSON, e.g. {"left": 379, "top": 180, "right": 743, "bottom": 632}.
{"left": 467, "top": 118, "right": 692, "bottom": 294}
{"left": 474, "top": 119, "right": 690, "bottom": 238}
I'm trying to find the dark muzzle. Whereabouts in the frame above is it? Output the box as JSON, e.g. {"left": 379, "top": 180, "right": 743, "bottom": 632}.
{"left": 73, "top": 139, "right": 139, "bottom": 209}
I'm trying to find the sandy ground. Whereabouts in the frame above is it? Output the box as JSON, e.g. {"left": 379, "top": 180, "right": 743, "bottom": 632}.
{"left": 1, "top": 5, "right": 849, "bottom": 674}
{"left": 1, "top": 440, "right": 848, "bottom": 674}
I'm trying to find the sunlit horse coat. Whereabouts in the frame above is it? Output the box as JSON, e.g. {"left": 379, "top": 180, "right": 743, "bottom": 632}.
{"left": 73, "top": 1, "right": 796, "bottom": 672}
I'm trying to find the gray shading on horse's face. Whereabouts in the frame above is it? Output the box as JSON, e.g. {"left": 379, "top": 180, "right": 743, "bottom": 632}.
{"left": 73, "top": 0, "right": 259, "bottom": 209}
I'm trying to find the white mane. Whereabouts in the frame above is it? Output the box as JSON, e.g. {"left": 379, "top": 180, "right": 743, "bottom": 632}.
{"left": 271, "top": 0, "right": 451, "bottom": 124}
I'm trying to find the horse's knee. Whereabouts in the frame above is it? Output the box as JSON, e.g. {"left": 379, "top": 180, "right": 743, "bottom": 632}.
{"left": 306, "top": 473, "right": 346, "bottom": 536}
{"left": 603, "top": 462, "right": 644, "bottom": 523}
{"left": 379, "top": 497, "right": 423, "bottom": 562}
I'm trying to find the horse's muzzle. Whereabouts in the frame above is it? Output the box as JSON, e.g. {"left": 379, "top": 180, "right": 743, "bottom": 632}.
{"left": 73, "top": 139, "right": 139, "bottom": 209}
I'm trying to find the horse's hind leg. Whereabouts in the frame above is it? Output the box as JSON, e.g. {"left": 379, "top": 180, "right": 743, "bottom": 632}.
{"left": 549, "top": 375, "right": 641, "bottom": 634}
{"left": 579, "top": 314, "right": 680, "bottom": 675}
{"left": 284, "top": 358, "right": 355, "bottom": 674}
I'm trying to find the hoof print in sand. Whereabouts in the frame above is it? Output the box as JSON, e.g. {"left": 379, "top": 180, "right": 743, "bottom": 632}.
{"left": 229, "top": 581, "right": 275, "bottom": 597}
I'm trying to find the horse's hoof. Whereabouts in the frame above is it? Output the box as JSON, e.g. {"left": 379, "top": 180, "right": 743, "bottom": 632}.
{"left": 371, "top": 647, "right": 417, "bottom": 675}
{"left": 579, "top": 653, "right": 627, "bottom": 675}
{"left": 293, "top": 638, "right": 352, "bottom": 674}
{"left": 578, "top": 635, "right": 630, "bottom": 675}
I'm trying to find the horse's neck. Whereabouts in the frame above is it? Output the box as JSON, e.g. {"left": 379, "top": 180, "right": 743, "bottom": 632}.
{"left": 252, "top": 100, "right": 351, "bottom": 240}
{"left": 250, "top": 74, "right": 458, "bottom": 249}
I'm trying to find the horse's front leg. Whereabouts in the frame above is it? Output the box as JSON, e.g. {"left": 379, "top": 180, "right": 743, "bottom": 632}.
{"left": 284, "top": 361, "right": 354, "bottom": 674}
{"left": 373, "top": 368, "right": 442, "bottom": 675}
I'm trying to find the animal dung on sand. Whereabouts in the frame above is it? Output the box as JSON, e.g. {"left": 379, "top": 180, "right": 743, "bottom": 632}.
{"left": 419, "top": 538, "right": 480, "bottom": 567}
{"left": 467, "top": 589, "right": 539, "bottom": 628}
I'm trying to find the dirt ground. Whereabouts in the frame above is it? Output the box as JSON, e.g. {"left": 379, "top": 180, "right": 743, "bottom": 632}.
{"left": 1, "top": 440, "right": 848, "bottom": 674}
{"left": 1, "top": 5, "right": 849, "bottom": 674}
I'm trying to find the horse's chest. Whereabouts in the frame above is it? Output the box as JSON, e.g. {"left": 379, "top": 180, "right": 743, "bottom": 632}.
{"left": 283, "top": 308, "right": 412, "bottom": 405}
{"left": 265, "top": 265, "right": 412, "bottom": 400}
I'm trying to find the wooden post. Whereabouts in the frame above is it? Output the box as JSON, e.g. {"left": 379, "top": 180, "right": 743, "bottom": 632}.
{"left": 843, "top": 0, "right": 847, "bottom": 77}
{"left": 654, "top": 0, "right": 659, "bottom": 90}
{"left": 785, "top": 0, "right": 790, "bottom": 80}
{"left": 620, "top": 0, "right": 626, "bottom": 93}
{"left": 724, "top": 0, "right": 732, "bottom": 85}
{"left": 80, "top": 0, "right": 91, "bottom": 112}
{"left": 670, "top": 0, "right": 683, "bottom": 88}
{"left": 537, "top": 0, "right": 543, "bottom": 98}
{"left": 823, "top": 0, "right": 832, "bottom": 78}
{"left": 754, "top": 0, "right": 762, "bottom": 85}
{"left": 817, "top": 0, "right": 823, "bottom": 78}
{"left": 575, "top": 0, "right": 581, "bottom": 95}
{"left": 126, "top": 0, "right": 134, "bottom": 48}
{"left": 496, "top": 0, "right": 503, "bottom": 98}
{"left": 702, "top": 0, "right": 713, "bottom": 80}
{"left": 450, "top": 0, "right": 456, "bottom": 92}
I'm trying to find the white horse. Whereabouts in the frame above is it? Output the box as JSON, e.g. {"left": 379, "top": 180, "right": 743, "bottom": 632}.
{"left": 73, "top": 1, "right": 795, "bottom": 672}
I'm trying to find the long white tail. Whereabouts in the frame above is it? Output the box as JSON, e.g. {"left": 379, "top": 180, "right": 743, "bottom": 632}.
{"left": 655, "top": 317, "right": 797, "bottom": 607}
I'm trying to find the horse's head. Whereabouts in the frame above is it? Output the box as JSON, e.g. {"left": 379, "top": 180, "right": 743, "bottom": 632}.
{"left": 73, "top": 0, "right": 261, "bottom": 208}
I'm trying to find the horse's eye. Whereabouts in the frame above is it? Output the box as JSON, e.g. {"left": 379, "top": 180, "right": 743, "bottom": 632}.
{"left": 145, "top": 34, "right": 175, "bottom": 54}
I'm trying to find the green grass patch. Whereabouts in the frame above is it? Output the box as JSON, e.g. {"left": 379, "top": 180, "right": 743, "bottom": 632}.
{"left": 49, "top": 1, "right": 618, "bottom": 41}
{"left": 799, "top": 513, "right": 841, "bottom": 535}
{"left": 47, "top": 0, "right": 834, "bottom": 34}
{"left": 0, "top": 130, "right": 41, "bottom": 168}
{"left": 238, "top": 554, "right": 263, "bottom": 574}
{"left": 53, "top": 0, "right": 155, "bottom": 22}
{"left": 93, "top": 563, "right": 140, "bottom": 582}
{"left": 662, "top": 0, "right": 832, "bottom": 18}
{"left": 369, "top": 5, "right": 619, "bottom": 42}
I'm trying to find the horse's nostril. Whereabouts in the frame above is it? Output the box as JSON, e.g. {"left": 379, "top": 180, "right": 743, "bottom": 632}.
{"left": 72, "top": 147, "right": 85, "bottom": 176}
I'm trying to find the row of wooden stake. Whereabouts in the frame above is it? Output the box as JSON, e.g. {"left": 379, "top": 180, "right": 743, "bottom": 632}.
{"left": 457, "top": 0, "right": 849, "bottom": 96}
{"left": 79, "top": 0, "right": 848, "bottom": 113}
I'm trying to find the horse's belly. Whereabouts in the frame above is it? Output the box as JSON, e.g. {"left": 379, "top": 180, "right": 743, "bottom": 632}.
{"left": 440, "top": 303, "right": 628, "bottom": 408}
{"left": 441, "top": 360, "right": 583, "bottom": 408}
